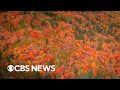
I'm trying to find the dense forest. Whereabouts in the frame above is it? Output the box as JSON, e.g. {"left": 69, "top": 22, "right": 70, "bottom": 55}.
{"left": 0, "top": 11, "right": 120, "bottom": 79}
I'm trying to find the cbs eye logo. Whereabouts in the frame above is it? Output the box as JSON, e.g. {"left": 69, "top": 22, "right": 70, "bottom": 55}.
{"left": 7, "top": 65, "right": 14, "bottom": 72}
{"left": 7, "top": 65, "right": 30, "bottom": 72}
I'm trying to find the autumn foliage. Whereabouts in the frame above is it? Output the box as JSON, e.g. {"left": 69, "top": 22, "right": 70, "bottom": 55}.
{"left": 0, "top": 11, "right": 120, "bottom": 79}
